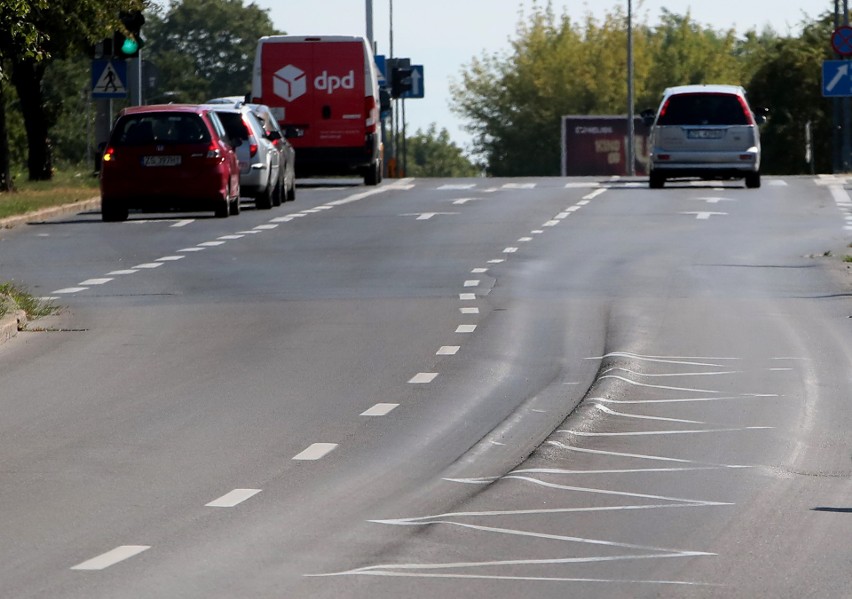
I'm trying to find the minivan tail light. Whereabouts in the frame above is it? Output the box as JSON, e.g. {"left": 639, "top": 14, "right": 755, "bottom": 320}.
{"left": 737, "top": 95, "right": 755, "bottom": 125}
{"left": 365, "top": 96, "right": 378, "bottom": 133}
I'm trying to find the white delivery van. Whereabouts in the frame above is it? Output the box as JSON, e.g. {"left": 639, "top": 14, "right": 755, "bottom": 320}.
{"left": 251, "top": 35, "right": 383, "bottom": 185}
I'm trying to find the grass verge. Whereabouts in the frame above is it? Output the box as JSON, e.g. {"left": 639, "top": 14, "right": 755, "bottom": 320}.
{"left": 0, "top": 283, "right": 57, "bottom": 320}
{"left": 0, "top": 167, "right": 99, "bottom": 220}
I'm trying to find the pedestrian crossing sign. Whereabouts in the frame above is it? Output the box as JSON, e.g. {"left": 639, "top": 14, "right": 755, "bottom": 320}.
{"left": 91, "top": 59, "right": 127, "bottom": 98}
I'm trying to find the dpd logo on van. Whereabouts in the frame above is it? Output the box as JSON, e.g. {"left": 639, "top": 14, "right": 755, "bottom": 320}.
{"left": 273, "top": 64, "right": 356, "bottom": 102}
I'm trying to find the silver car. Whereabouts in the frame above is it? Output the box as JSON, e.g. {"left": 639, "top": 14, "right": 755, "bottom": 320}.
{"left": 644, "top": 84, "right": 764, "bottom": 189}
{"left": 204, "top": 103, "right": 282, "bottom": 209}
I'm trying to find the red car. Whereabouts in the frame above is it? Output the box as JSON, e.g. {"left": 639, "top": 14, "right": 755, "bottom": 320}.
{"left": 100, "top": 104, "right": 241, "bottom": 221}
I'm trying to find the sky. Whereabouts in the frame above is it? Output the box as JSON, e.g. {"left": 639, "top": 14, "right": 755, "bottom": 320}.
{"left": 253, "top": 0, "right": 828, "bottom": 150}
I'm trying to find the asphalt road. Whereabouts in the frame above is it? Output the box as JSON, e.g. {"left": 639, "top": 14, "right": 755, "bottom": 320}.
{"left": 0, "top": 175, "right": 851, "bottom": 598}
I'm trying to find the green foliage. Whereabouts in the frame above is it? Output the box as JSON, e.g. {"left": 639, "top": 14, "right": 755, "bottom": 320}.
{"left": 0, "top": 282, "right": 57, "bottom": 320}
{"left": 404, "top": 124, "right": 480, "bottom": 177}
{"left": 144, "top": 0, "right": 281, "bottom": 102}
{"left": 451, "top": 2, "right": 790, "bottom": 176}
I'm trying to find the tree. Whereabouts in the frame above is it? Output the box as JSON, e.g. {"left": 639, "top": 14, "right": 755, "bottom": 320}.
{"left": 0, "top": 0, "right": 143, "bottom": 182}
{"left": 404, "top": 124, "right": 480, "bottom": 177}
{"left": 144, "top": 0, "right": 281, "bottom": 103}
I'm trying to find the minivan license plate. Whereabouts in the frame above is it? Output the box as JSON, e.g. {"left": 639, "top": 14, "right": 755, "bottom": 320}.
{"left": 687, "top": 129, "right": 724, "bottom": 139}
{"left": 143, "top": 155, "right": 181, "bottom": 167}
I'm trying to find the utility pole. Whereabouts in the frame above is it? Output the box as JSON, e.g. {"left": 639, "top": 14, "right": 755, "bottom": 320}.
{"left": 626, "top": 0, "right": 635, "bottom": 176}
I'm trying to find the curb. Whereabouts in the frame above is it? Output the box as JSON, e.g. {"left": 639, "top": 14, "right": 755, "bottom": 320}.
{"left": 0, "top": 196, "right": 101, "bottom": 230}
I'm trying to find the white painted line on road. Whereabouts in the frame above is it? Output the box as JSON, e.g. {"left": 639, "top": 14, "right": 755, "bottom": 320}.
{"left": 564, "top": 182, "right": 600, "bottom": 188}
{"left": 591, "top": 395, "right": 778, "bottom": 404}
{"left": 452, "top": 198, "right": 478, "bottom": 205}
{"left": 79, "top": 278, "right": 113, "bottom": 286}
{"left": 599, "top": 374, "right": 719, "bottom": 394}
{"left": 409, "top": 372, "right": 438, "bottom": 384}
{"left": 455, "top": 325, "right": 477, "bottom": 333}
{"left": 236, "top": 230, "right": 263, "bottom": 235}
{"left": 487, "top": 259, "right": 505, "bottom": 264}
{"left": 531, "top": 230, "right": 544, "bottom": 234}
{"left": 314, "top": 205, "right": 334, "bottom": 210}
{"left": 179, "top": 247, "right": 205, "bottom": 252}
{"left": 53, "top": 287, "right": 87, "bottom": 294}
{"left": 156, "top": 256, "right": 185, "bottom": 261}
{"left": 681, "top": 211, "right": 728, "bottom": 220}
{"left": 459, "top": 293, "right": 476, "bottom": 301}
{"left": 577, "top": 200, "right": 590, "bottom": 206}
{"left": 206, "top": 488, "right": 261, "bottom": 508}
{"left": 592, "top": 403, "right": 705, "bottom": 424}
{"left": 555, "top": 212, "right": 570, "bottom": 219}
{"left": 269, "top": 216, "right": 294, "bottom": 223}
{"left": 601, "top": 367, "right": 738, "bottom": 378}
{"left": 542, "top": 220, "right": 560, "bottom": 227}
{"left": 218, "top": 235, "right": 244, "bottom": 240}
{"left": 471, "top": 268, "right": 488, "bottom": 274}
{"left": 693, "top": 197, "right": 734, "bottom": 204}
{"left": 768, "top": 368, "right": 793, "bottom": 372}
{"left": 37, "top": 296, "right": 59, "bottom": 301}
{"left": 107, "top": 269, "right": 138, "bottom": 275}
{"left": 198, "top": 241, "right": 226, "bottom": 247}
{"left": 768, "top": 180, "right": 788, "bottom": 186}
{"left": 460, "top": 307, "right": 479, "bottom": 315}
{"left": 583, "top": 188, "right": 607, "bottom": 200}
{"left": 566, "top": 206, "right": 581, "bottom": 212}
{"left": 292, "top": 443, "right": 338, "bottom": 461}
{"left": 71, "top": 545, "right": 150, "bottom": 571}
{"left": 133, "top": 263, "right": 163, "bottom": 269}
{"left": 437, "top": 346, "right": 460, "bottom": 355}
{"left": 589, "top": 352, "right": 736, "bottom": 366}
{"left": 464, "top": 279, "right": 480, "bottom": 287}
{"left": 170, "top": 219, "right": 194, "bottom": 228}
{"left": 438, "top": 183, "right": 476, "bottom": 190}
{"left": 559, "top": 427, "right": 773, "bottom": 437}
{"left": 254, "top": 224, "right": 278, "bottom": 230}
{"left": 502, "top": 182, "right": 536, "bottom": 189}
{"left": 302, "top": 208, "right": 324, "bottom": 213}
{"left": 362, "top": 403, "right": 399, "bottom": 416}
{"left": 518, "top": 237, "right": 533, "bottom": 242}
{"left": 548, "top": 441, "right": 751, "bottom": 468}
{"left": 503, "top": 247, "right": 518, "bottom": 253}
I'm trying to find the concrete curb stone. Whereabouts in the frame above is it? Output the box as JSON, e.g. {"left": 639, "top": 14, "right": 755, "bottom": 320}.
{"left": 0, "top": 196, "right": 101, "bottom": 230}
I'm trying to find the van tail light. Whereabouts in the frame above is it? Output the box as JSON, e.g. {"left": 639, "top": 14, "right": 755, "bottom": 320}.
{"left": 737, "top": 95, "right": 755, "bottom": 125}
{"left": 365, "top": 96, "right": 378, "bottom": 134}
{"left": 658, "top": 99, "right": 670, "bottom": 120}
{"left": 242, "top": 117, "right": 259, "bottom": 157}
{"left": 102, "top": 146, "right": 116, "bottom": 163}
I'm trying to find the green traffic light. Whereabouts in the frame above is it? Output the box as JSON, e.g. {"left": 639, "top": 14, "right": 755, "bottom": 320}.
{"left": 121, "top": 36, "right": 138, "bottom": 55}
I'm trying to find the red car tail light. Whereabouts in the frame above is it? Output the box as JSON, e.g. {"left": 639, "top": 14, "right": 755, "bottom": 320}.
{"left": 206, "top": 143, "right": 222, "bottom": 160}
{"left": 102, "top": 147, "right": 116, "bottom": 163}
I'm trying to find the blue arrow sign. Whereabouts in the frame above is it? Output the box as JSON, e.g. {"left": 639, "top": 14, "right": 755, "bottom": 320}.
{"left": 401, "top": 65, "right": 424, "bottom": 99}
{"left": 823, "top": 60, "right": 852, "bottom": 97}
{"left": 375, "top": 54, "right": 387, "bottom": 86}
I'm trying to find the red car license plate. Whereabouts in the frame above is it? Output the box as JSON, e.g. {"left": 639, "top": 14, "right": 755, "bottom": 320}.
{"left": 143, "top": 155, "right": 181, "bottom": 167}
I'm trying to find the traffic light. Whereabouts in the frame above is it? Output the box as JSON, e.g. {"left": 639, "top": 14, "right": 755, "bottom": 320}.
{"left": 115, "top": 10, "right": 145, "bottom": 58}
{"left": 391, "top": 66, "right": 412, "bottom": 99}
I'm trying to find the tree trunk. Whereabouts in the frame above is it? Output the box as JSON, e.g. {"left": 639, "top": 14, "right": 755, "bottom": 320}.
{"left": 11, "top": 57, "right": 52, "bottom": 181}
{"left": 0, "top": 80, "right": 12, "bottom": 192}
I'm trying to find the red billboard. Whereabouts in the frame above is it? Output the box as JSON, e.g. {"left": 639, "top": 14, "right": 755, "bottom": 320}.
{"left": 561, "top": 116, "right": 651, "bottom": 176}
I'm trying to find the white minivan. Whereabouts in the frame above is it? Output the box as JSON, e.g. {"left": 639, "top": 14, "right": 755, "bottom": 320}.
{"left": 644, "top": 84, "right": 765, "bottom": 189}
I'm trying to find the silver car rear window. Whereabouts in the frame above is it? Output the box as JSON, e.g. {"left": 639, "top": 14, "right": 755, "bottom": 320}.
{"left": 657, "top": 93, "right": 751, "bottom": 127}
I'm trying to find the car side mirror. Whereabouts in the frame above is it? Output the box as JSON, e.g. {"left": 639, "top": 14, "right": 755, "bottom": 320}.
{"left": 640, "top": 108, "right": 656, "bottom": 127}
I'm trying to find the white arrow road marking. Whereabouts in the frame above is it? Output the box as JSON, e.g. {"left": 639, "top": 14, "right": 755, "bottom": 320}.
{"left": 681, "top": 211, "right": 728, "bottom": 220}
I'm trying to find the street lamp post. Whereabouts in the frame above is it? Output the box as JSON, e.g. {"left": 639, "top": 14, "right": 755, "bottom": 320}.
{"left": 627, "top": 0, "right": 635, "bottom": 177}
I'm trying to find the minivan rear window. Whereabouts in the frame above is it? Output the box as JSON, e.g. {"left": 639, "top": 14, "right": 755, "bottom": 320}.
{"left": 113, "top": 113, "right": 211, "bottom": 146}
{"left": 657, "top": 93, "right": 751, "bottom": 127}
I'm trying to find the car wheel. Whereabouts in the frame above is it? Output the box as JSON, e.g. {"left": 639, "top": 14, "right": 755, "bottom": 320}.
{"left": 745, "top": 172, "right": 761, "bottom": 189}
{"left": 364, "top": 160, "right": 380, "bottom": 186}
{"left": 101, "top": 197, "right": 128, "bottom": 222}
{"left": 286, "top": 178, "right": 296, "bottom": 202}
{"left": 229, "top": 194, "right": 241, "bottom": 216}
{"left": 215, "top": 187, "right": 230, "bottom": 218}
{"left": 649, "top": 171, "right": 665, "bottom": 189}
{"left": 271, "top": 179, "right": 283, "bottom": 207}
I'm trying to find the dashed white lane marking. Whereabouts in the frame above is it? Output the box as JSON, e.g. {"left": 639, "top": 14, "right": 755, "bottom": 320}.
{"left": 566, "top": 206, "right": 581, "bottom": 212}
{"left": 555, "top": 212, "right": 570, "bottom": 219}
{"left": 502, "top": 182, "right": 536, "bottom": 189}
{"left": 471, "top": 268, "right": 488, "bottom": 274}
{"left": 179, "top": 247, "right": 205, "bottom": 252}
{"left": 583, "top": 188, "right": 607, "bottom": 200}
{"left": 218, "top": 234, "right": 244, "bottom": 240}
{"left": 681, "top": 212, "right": 728, "bottom": 220}
{"left": 455, "top": 325, "right": 477, "bottom": 333}
{"left": 437, "top": 346, "right": 461, "bottom": 355}
{"left": 487, "top": 259, "right": 505, "bottom": 264}
{"left": 198, "top": 241, "right": 226, "bottom": 247}
{"left": 564, "top": 182, "right": 600, "bottom": 188}
{"left": 107, "top": 269, "right": 138, "bottom": 275}
{"left": 235, "top": 229, "right": 262, "bottom": 233}
{"left": 206, "top": 488, "right": 261, "bottom": 508}
{"left": 518, "top": 237, "right": 533, "bottom": 242}
{"left": 543, "top": 220, "right": 560, "bottom": 227}
{"left": 460, "top": 307, "right": 479, "bottom": 314}
{"left": 409, "top": 372, "right": 439, "bottom": 384}
{"left": 692, "top": 197, "right": 735, "bottom": 204}
{"left": 362, "top": 403, "right": 399, "bottom": 416}
{"left": 52, "top": 287, "right": 87, "bottom": 294}
{"left": 254, "top": 224, "right": 278, "bottom": 230}
{"left": 71, "top": 545, "right": 150, "bottom": 571}
{"left": 452, "top": 198, "right": 479, "bottom": 205}
{"left": 531, "top": 229, "right": 544, "bottom": 234}
{"left": 768, "top": 180, "right": 788, "bottom": 186}
{"left": 577, "top": 200, "right": 590, "bottom": 206}
{"left": 464, "top": 279, "right": 480, "bottom": 287}
{"left": 156, "top": 255, "right": 185, "bottom": 261}
{"left": 170, "top": 219, "right": 194, "bottom": 228}
{"left": 437, "top": 183, "right": 476, "bottom": 190}
{"left": 292, "top": 443, "right": 338, "bottom": 461}
{"left": 79, "top": 278, "right": 113, "bottom": 286}
{"left": 503, "top": 247, "right": 518, "bottom": 253}
{"left": 133, "top": 263, "right": 163, "bottom": 269}
{"left": 459, "top": 293, "right": 476, "bottom": 301}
